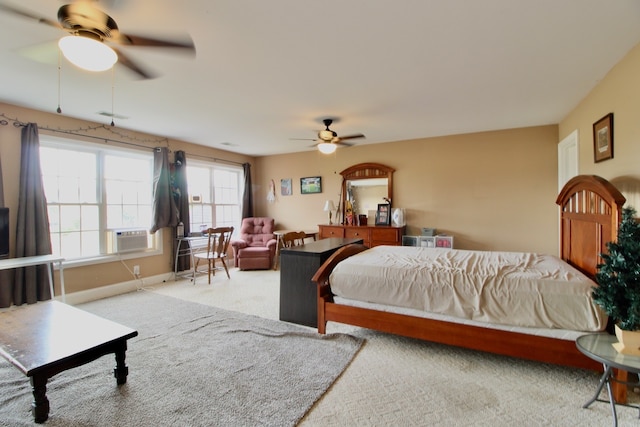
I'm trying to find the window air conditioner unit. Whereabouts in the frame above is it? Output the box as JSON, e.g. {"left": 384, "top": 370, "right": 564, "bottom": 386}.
{"left": 114, "top": 229, "right": 148, "bottom": 253}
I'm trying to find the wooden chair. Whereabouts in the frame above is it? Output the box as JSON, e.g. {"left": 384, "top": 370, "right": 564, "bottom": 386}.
{"left": 194, "top": 226, "right": 234, "bottom": 283}
{"left": 281, "top": 231, "right": 307, "bottom": 249}
{"left": 274, "top": 231, "right": 310, "bottom": 270}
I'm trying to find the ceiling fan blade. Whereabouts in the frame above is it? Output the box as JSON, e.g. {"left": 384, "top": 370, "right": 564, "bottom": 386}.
{"left": 335, "top": 141, "right": 354, "bottom": 147}
{"left": 0, "top": 3, "right": 62, "bottom": 29}
{"left": 111, "top": 31, "right": 195, "bottom": 52}
{"left": 112, "top": 46, "right": 157, "bottom": 79}
{"left": 336, "top": 133, "right": 365, "bottom": 141}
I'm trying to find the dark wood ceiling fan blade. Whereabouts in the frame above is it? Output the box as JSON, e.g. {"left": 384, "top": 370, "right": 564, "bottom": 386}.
{"left": 112, "top": 32, "right": 195, "bottom": 52}
{"left": 335, "top": 141, "right": 354, "bottom": 147}
{"left": 112, "top": 47, "right": 157, "bottom": 79}
{"left": 336, "top": 133, "right": 365, "bottom": 141}
{"left": 0, "top": 3, "right": 62, "bottom": 29}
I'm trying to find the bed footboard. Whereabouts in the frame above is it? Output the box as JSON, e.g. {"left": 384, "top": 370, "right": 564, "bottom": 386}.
{"left": 312, "top": 243, "right": 368, "bottom": 334}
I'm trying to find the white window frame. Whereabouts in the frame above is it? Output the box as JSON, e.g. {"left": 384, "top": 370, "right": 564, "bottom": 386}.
{"left": 186, "top": 160, "right": 243, "bottom": 236}
{"left": 40, "top": 135, "right": 162, "bottom": 268}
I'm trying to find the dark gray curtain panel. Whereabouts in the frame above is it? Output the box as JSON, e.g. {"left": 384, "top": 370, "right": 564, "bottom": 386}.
{"left": 173, "top": 150, "right": 191, "bottom": 272}
{"left": 242, "top": 163, "right": 253, "bottom": 219}
{"left": 13, "top": 123, "right": 52, "bottom": 306}
{"left": 0, "top": 142, "right": 11, "bottom": 307}
{"left": 150, "top": 147, "right": 178, "bottom": 233}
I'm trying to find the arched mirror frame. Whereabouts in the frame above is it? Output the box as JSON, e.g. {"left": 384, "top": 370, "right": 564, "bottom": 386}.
{"left": 340, "top": 162, "right": 394, "bottom": 224}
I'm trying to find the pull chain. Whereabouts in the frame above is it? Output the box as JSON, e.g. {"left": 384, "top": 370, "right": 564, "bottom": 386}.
{"left": 56, "top": 49, "right": 62, "bottom": 114}
{"left": 110, "top": 66, "right": 115, "bottom": 126}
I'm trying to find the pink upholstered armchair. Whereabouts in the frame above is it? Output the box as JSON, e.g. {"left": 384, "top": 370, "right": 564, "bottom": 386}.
{"left": 231, "top": 217, "right": 278, "bottom": 270}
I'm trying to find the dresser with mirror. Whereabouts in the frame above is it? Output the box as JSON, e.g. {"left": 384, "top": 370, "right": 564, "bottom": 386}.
{"left": 318, "top": 162, "right": 404, "bottom": 247}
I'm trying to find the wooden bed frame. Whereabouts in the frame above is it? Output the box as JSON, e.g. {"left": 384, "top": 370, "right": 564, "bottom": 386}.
{"left": 313, "top": 174, "right": 626, "bottom": 373}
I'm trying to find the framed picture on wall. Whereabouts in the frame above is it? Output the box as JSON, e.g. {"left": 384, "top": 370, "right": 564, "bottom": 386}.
{"left": 375, "top": 204, "right": 391, "bottom": 226}
{"left": 281, "top": 178, "right": 292, "bottom": 196}
{"left": 300, "top": 176, "right": 322, "bottom": 194}
{"left": 593, "top": 113, "right": 613, "bottom": 163}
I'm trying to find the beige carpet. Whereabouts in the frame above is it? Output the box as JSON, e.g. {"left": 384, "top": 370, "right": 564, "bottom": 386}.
{"left": 150, "top": 268, "right": 640, "bottom": 426}
{"left": 0, "top": 289, "right": 362, "bottom": 426}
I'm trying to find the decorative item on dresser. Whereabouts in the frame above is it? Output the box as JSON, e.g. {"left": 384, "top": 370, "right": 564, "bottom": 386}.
{"left": 323, "top": 200, "right": 336, "bottom": 224}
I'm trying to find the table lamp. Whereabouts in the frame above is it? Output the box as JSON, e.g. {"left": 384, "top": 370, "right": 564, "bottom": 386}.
{"left": 323, "top": 200, "right": 336, "bottom": 224}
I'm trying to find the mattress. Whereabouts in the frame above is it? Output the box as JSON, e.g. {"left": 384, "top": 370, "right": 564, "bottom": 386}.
{"left": 328, "top": 246, "right": 607, "bottom": 332}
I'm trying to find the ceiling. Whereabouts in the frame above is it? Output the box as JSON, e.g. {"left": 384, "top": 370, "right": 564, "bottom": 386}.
{"left": 1, "top": 0, "right": 639, "bottom": 157}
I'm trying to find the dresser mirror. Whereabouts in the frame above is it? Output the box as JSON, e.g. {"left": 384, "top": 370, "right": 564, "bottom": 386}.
{"left": 340, "top": 163, "right": 394, "bottom": 225}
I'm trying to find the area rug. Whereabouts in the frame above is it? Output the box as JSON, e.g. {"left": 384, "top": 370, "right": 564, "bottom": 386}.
{"left": 0, "top": 291, "right": 363, "bottom": 426}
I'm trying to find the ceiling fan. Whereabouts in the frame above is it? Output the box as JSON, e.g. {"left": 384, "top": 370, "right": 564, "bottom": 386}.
{"left": 317, "top": 118, "right": 365, "bottom": 144}
{"left": 0, "top": 1, "right": 196, "bottom": 79}
{"left": 293, "top": 118, "right": 365, "bottom": 153}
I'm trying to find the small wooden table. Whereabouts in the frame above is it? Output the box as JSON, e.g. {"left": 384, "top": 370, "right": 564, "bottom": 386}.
{"left": 0, "top": 301, "right": 138, "bottom": 423}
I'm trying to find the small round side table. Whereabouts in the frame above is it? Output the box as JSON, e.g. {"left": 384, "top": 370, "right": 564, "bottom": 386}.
{"left": 576, "top": 333, "right": 640, "bottom": 427}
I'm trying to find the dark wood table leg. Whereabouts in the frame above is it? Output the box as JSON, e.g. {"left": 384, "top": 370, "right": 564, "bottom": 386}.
{"left": 30, "top": 375, "right": 50, "bottom": 424}
{"left": 113, "top": 342, "right": 129, "bottom": 385}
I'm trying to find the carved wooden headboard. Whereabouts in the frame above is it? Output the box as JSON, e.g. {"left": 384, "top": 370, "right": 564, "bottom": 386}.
{"left": 556, "top": 175, "right": 626, "bottom": 279}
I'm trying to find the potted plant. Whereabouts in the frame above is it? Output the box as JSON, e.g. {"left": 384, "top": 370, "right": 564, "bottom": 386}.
{"left": 592, "top": 206, "right": 640, "bottom": 355}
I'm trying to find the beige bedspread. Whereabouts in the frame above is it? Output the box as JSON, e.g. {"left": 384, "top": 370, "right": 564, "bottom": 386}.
{"left": 329, "top": 246, "right": 607, "bottom": 331}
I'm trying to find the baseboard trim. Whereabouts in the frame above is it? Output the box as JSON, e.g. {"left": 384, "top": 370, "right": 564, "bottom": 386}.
{"left": 62, "top": 273, "right": 174, "bottom": 305}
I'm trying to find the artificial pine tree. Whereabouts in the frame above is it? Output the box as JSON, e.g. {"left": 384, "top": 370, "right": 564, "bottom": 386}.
{"left": 593, "top": 206, "right": 640, "bottom": 330}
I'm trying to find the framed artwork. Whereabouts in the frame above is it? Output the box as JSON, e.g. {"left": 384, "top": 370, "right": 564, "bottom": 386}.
{"left": 280, "top": 178, "right": 292, "bottom": 196}
{"left": 593, "top": 113, "right": 614, "bottom": 163}
{"left": 300, "top": 176, "right": 322, "bottom": 194}
{"left": 375, "top": 204, "right": 391, "bottom": 226}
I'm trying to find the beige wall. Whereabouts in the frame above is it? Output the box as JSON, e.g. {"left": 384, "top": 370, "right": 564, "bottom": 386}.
{"left": 3, "top": 39, "right": 640, "bottom": 296}
{"left": 255, "top": 125, "right": 560, "bottom": 254}
{"left": 0, "top": 102, "right": 253, "bottom": 294}
{"left": 559, "top": 42, "right": 640, "bottom": 209}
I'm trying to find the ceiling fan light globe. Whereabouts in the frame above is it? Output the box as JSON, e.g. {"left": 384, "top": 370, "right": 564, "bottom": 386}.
{"left": 318, "top": 143, "right": 337, "bottom": 154}
{"left": 58, "top": 36, "right": 118, "bottom": 72}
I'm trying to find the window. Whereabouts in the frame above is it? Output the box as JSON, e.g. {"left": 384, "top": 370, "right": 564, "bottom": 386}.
{"left": 40, "top": 137, "right": 156, "bottom": 261}
{"left": 186, "top": 162, "right": 242, "bottom": 234}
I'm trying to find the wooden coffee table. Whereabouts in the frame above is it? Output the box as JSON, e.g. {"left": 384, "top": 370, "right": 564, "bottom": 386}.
{"left": 0, "top": 301, "right": 138, "bottom": 423}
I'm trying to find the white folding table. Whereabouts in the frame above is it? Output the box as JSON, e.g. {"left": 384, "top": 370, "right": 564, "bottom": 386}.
{"left": 0, "top": 255, "right": 65, "bottom": 302}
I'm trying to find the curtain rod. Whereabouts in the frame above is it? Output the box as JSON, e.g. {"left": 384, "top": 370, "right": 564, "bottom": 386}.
{"left": 1, "top": 114, "right": 247, "bottom": 167}
{"left": 185, "top": 152, "right": 245, "bottom": 167}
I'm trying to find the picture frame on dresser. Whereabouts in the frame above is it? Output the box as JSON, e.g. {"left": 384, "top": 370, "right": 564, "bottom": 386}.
{"left": 375, "top": 204, "right": 391, "bottom": 226}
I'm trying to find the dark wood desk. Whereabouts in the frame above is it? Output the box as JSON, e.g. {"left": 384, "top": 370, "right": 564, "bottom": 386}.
{"left": 0, "top": 301, "right": 138, "bottom": 423}
{"left": 279, "top": 238, "right": 363, "bottom": 327}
